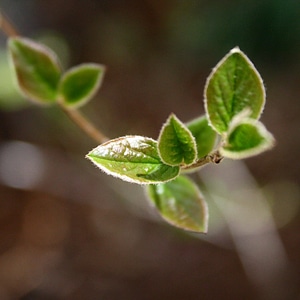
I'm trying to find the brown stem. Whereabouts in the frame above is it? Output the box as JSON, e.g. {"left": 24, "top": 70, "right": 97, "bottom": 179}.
{"left": 59, "top": 103, "right": 109, "bottom": 144}
{"left": 1, "top": 10, "right": 110, "bottom": 145}
{"left": 0, "top": 11, "right": 19, "bottom": 37}
{"left": 182, "top": 151, "right": 224, "bottom": 171}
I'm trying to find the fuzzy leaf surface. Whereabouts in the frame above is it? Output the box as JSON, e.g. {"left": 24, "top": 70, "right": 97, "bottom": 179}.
{"left": 158, "top": 114, "right": 197, "bottom": 166}
{"left": 186, "top": 115, "right": 217, "bottom": 158}
{"left": 147, "top": 175, "right": 208, "bottom": 233}
{"left": 8, "top": 37, "right": 61, "bottom": 104}
{"left": 220, "top": 119, "right": 275, "bottom": 159}
{"left": 205, "top": 47, "right": 265, "bottom": 134}
{"left": 87, "top": 136, "right": 180, "bottom": 184}
{"left": 59, "top": 63, "right": 105, "bottom": 108}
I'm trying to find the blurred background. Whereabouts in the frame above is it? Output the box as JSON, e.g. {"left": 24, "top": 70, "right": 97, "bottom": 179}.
{"left": 0, "top": 0, "right": 299, "bottom": 299}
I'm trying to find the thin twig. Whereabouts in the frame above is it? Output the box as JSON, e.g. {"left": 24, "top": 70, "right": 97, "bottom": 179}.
{"left": 182, "top": 151, "right": 224, "bottom": 171}
{"left": 0, "top": 11, "right": 19, "bottom": 37}
{"left": 0, "top": 10, "right": 110, "bottom": 145}
{"left": 59, "top": 103, "right": 109, "bottom": 144}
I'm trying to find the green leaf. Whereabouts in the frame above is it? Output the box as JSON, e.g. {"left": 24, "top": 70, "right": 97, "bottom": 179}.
{"left": 86, "top": 136, "right": 180, "bottom": 184}
{"left": 204, "top": 47, "right": 265, "bottom": 134}
{"left": 186, "top": 115, "right": 217, "bottom": 158}
{"left": 147, "top": 175, "right": 208, "bottom": 233}
{"left": 59, "top": 63, "right": 105, "bottom": 108}
{"left": 220, "top": 118, "right": 275, "bottom": 159}
{"left": 158, "top": 114, "right": 197, "bottom": 166}
{"left": 8, "top": 37, "right": 61, "bottom": 104}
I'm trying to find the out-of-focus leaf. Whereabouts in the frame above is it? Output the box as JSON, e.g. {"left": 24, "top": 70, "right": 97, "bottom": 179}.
{"left": 8, "top": 37, "right": 61, "bottom": 104}
{"left": 147, "top": 175, "right": 208, "bottom": 233}
{"left": 59, "top": 63, "right": 105, "bottom": 108}
{"left": 0, "top": 50, "right": 27, "bottom": 111}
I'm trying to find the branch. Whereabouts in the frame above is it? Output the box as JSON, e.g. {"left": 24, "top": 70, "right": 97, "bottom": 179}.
{"left": 59, "top": 103, "right": 109, "bottom": 144}
{"left": 0, "top": 11, "right": 19, "bottom": 37}
{"left": 182, "top": 150, "right": 224, "bottom": 171}
{"left": 0, "top": 9, "right": 110, "bottom": 145}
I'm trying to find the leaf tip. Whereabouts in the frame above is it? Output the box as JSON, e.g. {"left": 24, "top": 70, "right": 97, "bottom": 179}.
{"left": 230, "top": 46, "right": 241, "bottom": 54}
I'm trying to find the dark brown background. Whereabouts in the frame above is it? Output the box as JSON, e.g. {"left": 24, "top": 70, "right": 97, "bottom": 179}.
{"left": 0, "top": 0, "right": 299, "bottom": 299}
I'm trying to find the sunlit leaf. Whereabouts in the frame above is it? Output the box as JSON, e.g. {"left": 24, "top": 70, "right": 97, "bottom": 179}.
{"left": 158, "top": 114, "right": 197, "bottom": 166}
{"left": 220, "top": 118, "right": 275, "bottom": 159}
{"left": 204, "top": 47, "right": 265, "bottom": 134}
{"left": 8, "top": 37, "right": 61, "bottom": 104}
{"left": 87, "top": 136, "right": 180, "bottom": 184}
{"left": 186, "top": 115, "right": 217, "bottom": 158}
{"left": 147, "top": 175, "right": 208, "bottom": 233}
{"left": 59, "top": 63, "right": 105, "bottom": 108}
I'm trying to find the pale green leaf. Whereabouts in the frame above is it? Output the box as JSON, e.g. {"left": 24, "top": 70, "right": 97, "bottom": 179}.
{"left": 204, "top": 47, "right": 265, "bottom": 134}
{"left": 59, "top": 63, "right": 105, "bottom": 108}
{"left": 8, "top": 37, "right": 61, "bottom": 104}
{"left": 220, "top": 118, "right": 275, "bottom": 159}
{"left": 186, "top": 115, "right": 217, "bottom": 158}
{"left": 86, "top": 136, "right": 180, "bottom": 184}
{"left": 158, "top": 114, "right": 197, "bottom": 166}
{"left": 147, "top": 175, "right": 208, "bottom": 233}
